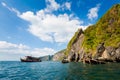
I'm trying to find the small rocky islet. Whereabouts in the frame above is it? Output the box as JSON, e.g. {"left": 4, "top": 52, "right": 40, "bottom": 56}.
{"left": 53, "top": 4, "right": 120, "bottom": 64}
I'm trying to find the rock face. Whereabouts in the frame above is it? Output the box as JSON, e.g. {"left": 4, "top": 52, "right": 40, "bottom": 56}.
{"left": 68, "top": 52, "right": 76, "bottom": 62}
{"left": 52, "top": 49, "right": 66, "bottom": 61}
{"left": 66, "top": 29, "right": 84, "bottom": 62}
{"left": 71, "top": 29, "right": 84, "bottom": 53}
{"left": 63, "top": 4, "right": 120, "bottom": 64}
{"left": 99, "top": 45, "right": 120, "bottom": 62}
{"left": 94, "top": 43, "right": 105, "bottom": 59}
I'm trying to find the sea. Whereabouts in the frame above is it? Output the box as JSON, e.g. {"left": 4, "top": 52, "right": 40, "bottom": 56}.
{"left": 0, "top": 61, "right": 120, "bottom": 80}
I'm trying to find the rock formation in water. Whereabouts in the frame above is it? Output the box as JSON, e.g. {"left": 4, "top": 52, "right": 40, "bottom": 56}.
{"left": 62, "top": 4, "right": 120, "bottom": 63}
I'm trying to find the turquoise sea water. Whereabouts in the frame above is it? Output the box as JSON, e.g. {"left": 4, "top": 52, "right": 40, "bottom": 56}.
{"left": 0, "top": 61, "right": 120, "bottom": 80}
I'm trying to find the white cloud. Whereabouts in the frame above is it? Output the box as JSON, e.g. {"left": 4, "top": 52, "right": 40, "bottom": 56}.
{"left": 1, "top": 1, "right": 88, "bottom": 43}
{"left": 65, "top": 2, "right": 71, "bottom": 10}
{"left": 87, "top": 4, "right": 100, "bottom": 20}
{"left": 0, "top": 41, "right": 29, "bottom": 49}
{"left": 61, "top": 2, "right": 71, "bottom": 11}
{"left": 45, "top": 0, "right": 71, "bottom": 12}
{"left": 18, "top": 0, "right": 86, "bottom": 43}
{"left": 20, "top": 12, "right": 84, "bottom": 42}
{"left": 1, "top": 2, "right": 20, "bottom": 16}
{"left": 31, "top": 48, "right": 55, "bottom": 56}
{"left": 45, "top": 0, "right": 60, "bottom": 12}
{"left": 1, "top": 2, "right": 6, "bottom": 6}
{"left": 0, "top": 41, "right": 56, "bottom": 57}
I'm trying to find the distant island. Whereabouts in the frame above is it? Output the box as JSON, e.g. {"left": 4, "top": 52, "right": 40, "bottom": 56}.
{"left": 52, "top": 4, "right": 120, "bottom": 64}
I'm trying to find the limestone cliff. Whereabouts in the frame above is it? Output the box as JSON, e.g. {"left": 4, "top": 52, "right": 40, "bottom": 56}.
{"left": 64, "top": 4, "right": 120, "bottom": 63}
{"left": 52, "top": 49, "right": 66, "bottom": 61}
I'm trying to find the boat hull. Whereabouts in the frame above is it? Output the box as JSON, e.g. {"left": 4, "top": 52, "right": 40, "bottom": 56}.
{"left": 20, "top": 58, "right": 41, "bottom": 62}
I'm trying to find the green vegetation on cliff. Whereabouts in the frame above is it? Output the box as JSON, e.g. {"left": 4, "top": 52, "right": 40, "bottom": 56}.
{"left": 65, "top": 4, "right": 120, "bottom": 55}
{"left": 83, "top": 4, "right": 120, "bottom": 51}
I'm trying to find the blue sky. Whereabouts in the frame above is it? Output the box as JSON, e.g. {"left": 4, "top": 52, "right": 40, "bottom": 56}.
{"left": 0, "top": 0, "right": 120, "bottom": 61}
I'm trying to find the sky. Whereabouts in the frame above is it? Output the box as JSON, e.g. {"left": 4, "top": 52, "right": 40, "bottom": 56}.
{"left": 0, "top": 0, "right": 120, "bottom": 61}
